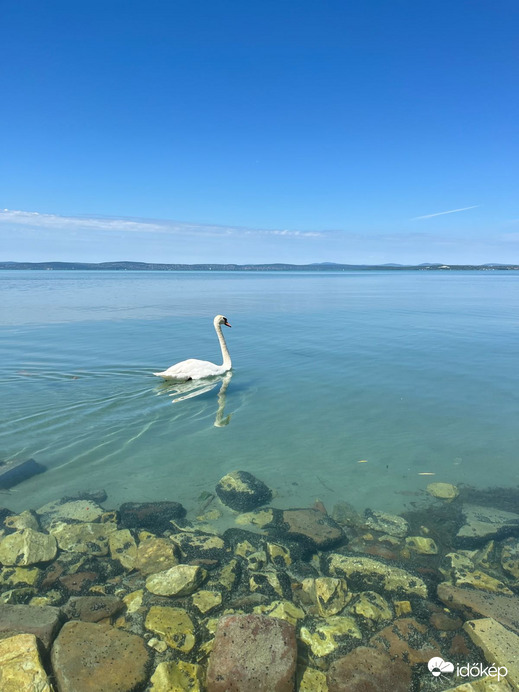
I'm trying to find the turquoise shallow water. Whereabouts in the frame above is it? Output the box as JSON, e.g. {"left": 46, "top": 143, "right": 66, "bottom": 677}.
{"left": 1, "top": 270, "right": 518, "bottom": 515}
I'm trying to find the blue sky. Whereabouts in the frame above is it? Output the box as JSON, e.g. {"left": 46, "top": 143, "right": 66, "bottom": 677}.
{"left": 1, "top": 1, "right": 518, "bottom": 264}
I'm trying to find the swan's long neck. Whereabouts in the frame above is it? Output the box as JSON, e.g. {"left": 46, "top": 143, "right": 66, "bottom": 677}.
{"left": 215, "top": 322, "right": 232, "bottom": 369}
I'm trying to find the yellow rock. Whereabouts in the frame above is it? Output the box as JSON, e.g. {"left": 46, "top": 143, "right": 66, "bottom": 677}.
{"left": 49, "top": 521, "right": 116, "bottom": 555}
{"left": 234, "top": 540, "right": 257, "bottom": 558}
{"left": 299, "top": 616, "right": 362, "bottom": 657}
{"left": 455, "top": 570, "right": 513, "bottom": 595}
{"left": 266, "top": 542, "right": 293, "bottom": 567}
{"left": 426, "top": 482, "right": 459, "bottom": 500}
{"left": 235, "top": 509, "right": 274, "bottom": 528}
{"left": 191, "top": 590, "right": 222, "bottom": 614}
{"left": 138, "top": 530, "right": 156, "bottom": 542}
{"left": 0, "top": 567, "right": 41, "bottom": 587}
{"left": 0, "top": 633, "right": 51, "bottom": 692}
{"left": 146, "top": 564, "right": 207, "bottom": 596}
{"left": 109, "top": 529, "right": 138, "bottom": 569}
{"left": 327, "top": 554, "right": 428, "bottom": 598}
{"left": 0, "top": 528, "right": 57, "bottom": 566}
{"left": 1, "top": 588, "right": 36, "bottom": 604}
{"left": 463, "top": 618, "right": 519, "bottom": 689}
{"left": 298, "top": 666, "right": 329, "bottom": 691}
{"left": 249, "top": 571, "right": 284, "bottom": 598}
{"left": 394, "top": 600, "right": 412, "bottom": 616}
{"left": 3, "top": 510, "right": 40, "bottom": 532}
{"left": 197, "top": 508, "right": 222, "bottom": 522}
{"left": 123, "top": 589, "right": 144, "bottom": 614}
{"left": 246, "top": 550, "right": 267, "bottom": 571}
{"left": 134, "top": 537, "right": 178, "bottom": 576}
{"left": 253, "top": 600, "right": 305, "bottom": 626}
{"left": 218, "top": 559, "right": 239, "bottom": 590}
{"left": 405, "top": 536, "right": 439, "bottom": 555}
{"left": 145, "top": 606, "right": 196, "bottom": 653}
{"left": 501, "top": 539, "right": 519, "bottom": 580}
{"left": 150, "top": 660, "right": 202, "bottom": 692}
{"left": 171, "top": 532, "right": 225, "bottom": 555}
{"left": 301, "top": 577, "right": 349, "bottom": 616}
{"left": 350, "top": 591, "right": 393, "bottom": 623}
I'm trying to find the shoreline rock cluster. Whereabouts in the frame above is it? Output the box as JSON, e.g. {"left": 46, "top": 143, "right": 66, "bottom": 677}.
{"left": 0, "top": 472, "right": 518, "bottom": 691}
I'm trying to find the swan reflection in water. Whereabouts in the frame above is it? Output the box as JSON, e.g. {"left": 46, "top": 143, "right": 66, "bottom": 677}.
{"left": 156, "top": 371, "right": 233, "bottom": 427}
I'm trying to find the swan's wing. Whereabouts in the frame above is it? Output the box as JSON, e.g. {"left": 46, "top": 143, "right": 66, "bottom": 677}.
{"left": 154, "top": 358, "right": 224, "bottom": 380}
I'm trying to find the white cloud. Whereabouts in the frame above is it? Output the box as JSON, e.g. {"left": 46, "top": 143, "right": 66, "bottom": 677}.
{"left": 412, "top": 205, "right": 479, "bottom": 220}
{"left": 0, "top": 209, "right": 324, "bottom": 239}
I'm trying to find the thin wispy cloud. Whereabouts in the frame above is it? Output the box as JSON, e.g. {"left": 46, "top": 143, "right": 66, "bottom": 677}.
{"left": 0, "top": 209, "right": 324, "bottom": 239}
{"left": 412, "top": 205, "right": 479, "bottom": 221}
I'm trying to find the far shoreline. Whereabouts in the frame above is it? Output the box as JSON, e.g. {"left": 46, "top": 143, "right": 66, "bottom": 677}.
{"left": 1, "top": 261, "right": 518, "bottom": 272}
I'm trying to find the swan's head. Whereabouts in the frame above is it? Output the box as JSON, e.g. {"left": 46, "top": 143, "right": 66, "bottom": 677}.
{"left": 214, "top": 314, "right": 231, "bottom": 328}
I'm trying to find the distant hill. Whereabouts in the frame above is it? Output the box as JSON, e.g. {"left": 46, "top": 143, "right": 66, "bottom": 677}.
{"left": 1, "top": 261, "right": 518, "bottom": 271}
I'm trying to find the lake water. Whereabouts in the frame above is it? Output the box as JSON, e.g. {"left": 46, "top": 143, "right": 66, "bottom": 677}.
{"left": 1, "top": 270, "right": 518, "bottom": 518}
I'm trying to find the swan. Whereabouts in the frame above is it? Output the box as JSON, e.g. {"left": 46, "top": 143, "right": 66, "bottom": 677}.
{"left": 153, "top": 315, "right": 232, "bottom": 381}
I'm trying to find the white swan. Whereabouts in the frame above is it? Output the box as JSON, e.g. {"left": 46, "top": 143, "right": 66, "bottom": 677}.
{"left": 153, "top": 315, "right": 232, "bottom": 381}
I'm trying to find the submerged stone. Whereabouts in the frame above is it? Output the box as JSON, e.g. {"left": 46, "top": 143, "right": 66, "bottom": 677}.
{"left": 276, "top": 508, "right": 345, "bottom": 550}
{"left": 0, "top": 458, "right": 46, "bottom": 490}
{"left": 437, "top": 582, "right": 519, "bottom": 635}
{"left": 216, "top": 470, "right": 273, "bottom": 511}
{"left": 405, "top": 536, "right": 438, "bottom": 554}
{"left": 349, "top": 591, "right": 393, "bottom": 625}
{"left": 326, "top": 553, "right": 428, "bottom": 598}
{"left": 426, "top": 482, "right": 459, "bottom": 501}
{"left": 63, "top": 596, "right": 124, "bottom": 623}
{"left": 191, "top": 590, "right": 222, "bottom": 614}
{"left": 364, "top": 510, "right": 409, "bottom": 538}
{"left": 0, "top": 528, "right": 57, "bottom": 566}
{"left": 327, "top": 646, "right": 412, "bottom": 692}
{"left": 145, "top": 606, "right": 196, "bottom": 652}
{"left": 108, "top": 529, "right": 137, "bottom": 570}
{"left": 135, "top": 536, "right": 179, "bottom": 575}
{"left": 37, "top": 499, "right": 104, "bottom": 526}
{"left": 0, "top": 604, "right": 63, "bottom": 651}
{"left": 145, "top": 564, "right": 207, "bottom": 596}
{"left": 0, "top": 633, "right": 51, "bottom": 692}
{"left": 298, "top": 666, "right": 328, "bottom": 692}
{"left": 3, "top": 510, "right": 40, "bottom": 532}
{"left": 300, "top": 576, "right": 350, "bottom": 616}
{"left": 170, "top": 531, "right": 225, "bottom": 562}
{"left": 51, "top": 621, "right": 150, "bottom": 692}
{"left": 501, "top": 537, "right": 519, "bottom": 579}
{"left": 119, "top": 501, "right": 186, "bottom": 532}
{"left": 49, "top": 521, "right": 117, "bottom": 555}
{"left": 150, "top": 661, "right": 202, "bottom": 692}
{"left": 218, "top": 558, "right": 240, "bottom": 591}
{"left": 253, "top": 600, "right": 305, "bottom": 626}
{"left": 456, "top": 504, "right": 519, "bottom": 548}
{"left": 299, "top": 616, "right": 362, "bottom": 657}
{"left": 0, "top": 566, "right": 41, "bottom": 588}
{"left": 369, "top": 617, "right": 441, "bottom": 665}
{"left": 463, "top": 618, "right": 519, "bottom": 689}
{"left": 206, "top": 613, "right": 297, "bottom": 692}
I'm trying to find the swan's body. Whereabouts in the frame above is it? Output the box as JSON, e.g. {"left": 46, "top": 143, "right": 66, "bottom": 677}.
{"left": 153, "top": 315, "right": 232, "bottom": 381}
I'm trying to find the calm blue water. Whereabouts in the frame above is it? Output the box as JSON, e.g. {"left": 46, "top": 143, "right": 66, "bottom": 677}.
{"left": 1, "top": 270, "right": 518, "bottom": 516}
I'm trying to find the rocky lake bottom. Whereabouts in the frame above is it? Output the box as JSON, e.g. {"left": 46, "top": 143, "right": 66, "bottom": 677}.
{"left": 0, "top": 469, "right": 518, "bottom": 692}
